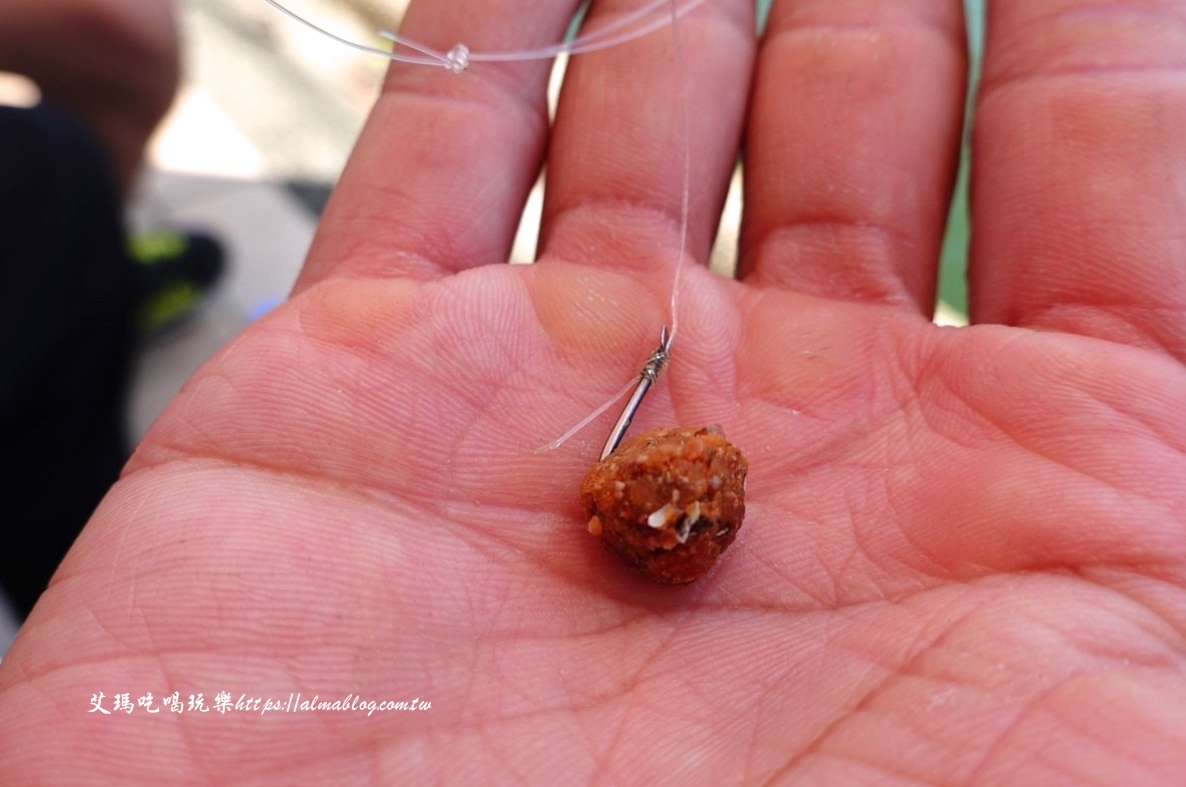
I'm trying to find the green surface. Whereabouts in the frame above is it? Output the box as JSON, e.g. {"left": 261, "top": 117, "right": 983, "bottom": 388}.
{"left": 936, "top": 0, "right": 984, "bottom": 320}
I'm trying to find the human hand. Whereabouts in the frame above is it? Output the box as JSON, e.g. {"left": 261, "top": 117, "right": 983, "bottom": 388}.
{"left": 3, "top": 0, "right": 1185, "bottom": 782}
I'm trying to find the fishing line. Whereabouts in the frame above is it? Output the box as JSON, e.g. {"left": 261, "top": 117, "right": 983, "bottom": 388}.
{"left": 666, "top": 0, "right": 691, "bottom": 348}
{"left": 263, "top": 0, "right": 710, "bottom": 67}
{"left": 263, "top": 0, "right": 696, "bottom": 453}
{"left": 537, "top": 0, "right": 693, "bottom": 453}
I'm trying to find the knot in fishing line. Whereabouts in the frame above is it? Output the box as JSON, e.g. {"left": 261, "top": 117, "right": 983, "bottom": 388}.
{"left": 443, "top": 44, "right": 470, "bottom": 73}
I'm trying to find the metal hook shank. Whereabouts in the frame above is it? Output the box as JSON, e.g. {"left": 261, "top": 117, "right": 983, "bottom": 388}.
{"left": 599, "top": 326, "right": 672, "bottom": 461}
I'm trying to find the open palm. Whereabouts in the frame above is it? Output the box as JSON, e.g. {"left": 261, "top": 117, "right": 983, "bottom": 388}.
{"left": 3, "top": 0, "right": 1186, "bottom": 783}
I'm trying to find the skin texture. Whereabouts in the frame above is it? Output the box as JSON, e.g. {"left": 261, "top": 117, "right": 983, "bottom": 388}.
{"left": 3, "top": 0, "right": 1186, "bottom": 783}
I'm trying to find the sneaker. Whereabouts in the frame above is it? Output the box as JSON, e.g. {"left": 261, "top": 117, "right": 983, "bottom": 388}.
{"left": 127, "top": 230, "right": 225, "bottom": 338}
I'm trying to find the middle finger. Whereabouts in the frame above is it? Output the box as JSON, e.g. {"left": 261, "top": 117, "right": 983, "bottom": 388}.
{"left": 539, "top": 0, "right": 757, "bottom": 278}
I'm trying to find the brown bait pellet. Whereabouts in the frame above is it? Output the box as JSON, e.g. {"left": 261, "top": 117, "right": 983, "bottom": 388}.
{"left": 580, "top": 426, "right": 747, "bottom": 584}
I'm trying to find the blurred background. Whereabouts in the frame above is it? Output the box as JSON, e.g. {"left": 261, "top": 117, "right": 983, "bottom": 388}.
{"left": 0, "top": 0, "right": 983, "bottom": 651}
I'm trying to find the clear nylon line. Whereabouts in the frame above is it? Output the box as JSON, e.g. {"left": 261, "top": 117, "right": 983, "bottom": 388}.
{"left": 262, "top": 0, "right": 697, "bottom": 453}
{"left": 533, "top": 377, "right": 639, "bottom": 454}
{"left": 264, "top": 0, "right": 711, "bottom": 68}
{"left": 537, "top": 0, "right": 692, "bottom": 453}
{"left": 666, "top": 0, "right": 691, "bottom": 349}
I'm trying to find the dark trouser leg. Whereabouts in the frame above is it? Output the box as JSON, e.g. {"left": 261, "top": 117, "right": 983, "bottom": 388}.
{"left": 0, "top": 102, "right": 138, "bottom": 616}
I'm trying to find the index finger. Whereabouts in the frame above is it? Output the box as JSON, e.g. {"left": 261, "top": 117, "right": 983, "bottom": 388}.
{"left": 295, "top": 0, "right": 582, "bottom": 290}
